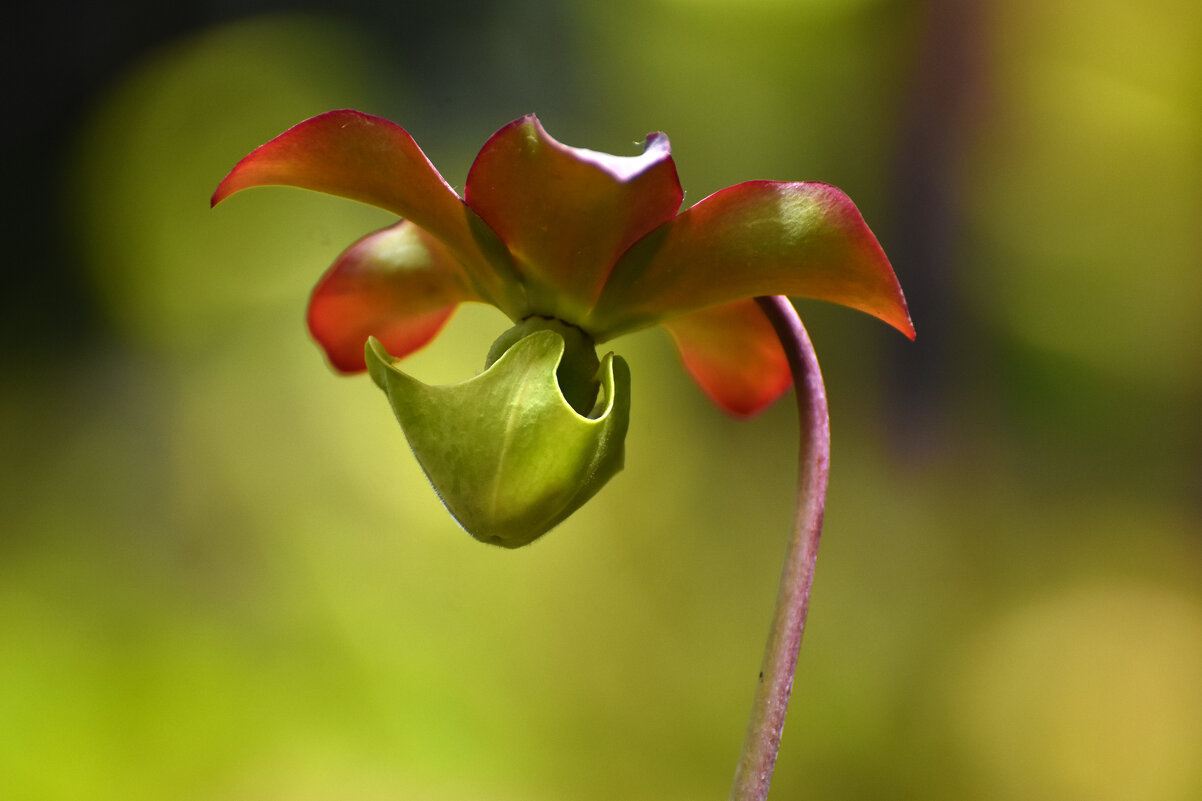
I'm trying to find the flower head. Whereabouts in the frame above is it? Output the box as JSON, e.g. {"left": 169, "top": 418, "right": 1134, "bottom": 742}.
{"left": 213, "top": 111, "right": 912, "bottom": 545}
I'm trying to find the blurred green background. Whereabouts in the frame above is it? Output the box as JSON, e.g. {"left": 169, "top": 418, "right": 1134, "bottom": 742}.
{"left": 4, "top": 1, "right": 1201, "bottom": 799}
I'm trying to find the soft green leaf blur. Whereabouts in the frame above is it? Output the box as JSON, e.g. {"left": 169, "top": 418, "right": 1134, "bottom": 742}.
{"left": 5, "top": 3, "right": 1201, "bottom": 800}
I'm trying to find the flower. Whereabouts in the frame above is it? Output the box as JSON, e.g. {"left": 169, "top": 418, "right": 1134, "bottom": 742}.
{"left": 212, "top": 111, "right": 912, "bottom": 545}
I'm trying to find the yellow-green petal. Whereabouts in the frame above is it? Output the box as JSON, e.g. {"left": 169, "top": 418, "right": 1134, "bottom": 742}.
{"left": 366, "top": 331, "right": 631, "bottom": 547}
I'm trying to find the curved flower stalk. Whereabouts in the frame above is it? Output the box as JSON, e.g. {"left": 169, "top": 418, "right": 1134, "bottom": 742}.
{"left": 213, "top": 110, "right": 913, "bottom": 547}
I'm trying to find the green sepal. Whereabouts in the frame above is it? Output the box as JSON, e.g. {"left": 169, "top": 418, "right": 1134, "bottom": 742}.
{"left": 366, "top": 331, "right": 631, "bottom": 547}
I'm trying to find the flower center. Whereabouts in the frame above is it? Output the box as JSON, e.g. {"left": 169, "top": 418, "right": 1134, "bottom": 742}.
{"left": 485, "top": 316, "right": 602, "bottom": 416}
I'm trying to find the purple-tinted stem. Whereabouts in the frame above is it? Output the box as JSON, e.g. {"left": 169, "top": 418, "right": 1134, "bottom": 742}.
{"left": 730, "top": 296, "right": 831, "bottom": 801}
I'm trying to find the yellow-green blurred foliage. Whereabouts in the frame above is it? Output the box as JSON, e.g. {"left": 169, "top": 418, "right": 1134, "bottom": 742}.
{"left": 4, "top": 2, "right": 1201, "bottom": 800}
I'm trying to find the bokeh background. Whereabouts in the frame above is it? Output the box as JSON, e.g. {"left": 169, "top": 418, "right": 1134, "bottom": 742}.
{"left": 5, "top": 1, "right": 1201, "bottom": 799}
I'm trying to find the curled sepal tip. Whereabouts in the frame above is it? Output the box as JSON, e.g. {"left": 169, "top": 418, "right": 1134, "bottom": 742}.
{"left": 366, "top": 331, "right": 631, "bottom": 547}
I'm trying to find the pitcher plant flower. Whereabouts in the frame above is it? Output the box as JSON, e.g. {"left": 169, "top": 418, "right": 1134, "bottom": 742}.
{"left": 213, "top": 110, "right": 912, "bottom": 545}
{"left": 214, "top": 110, "right": 912, "bottom": 801}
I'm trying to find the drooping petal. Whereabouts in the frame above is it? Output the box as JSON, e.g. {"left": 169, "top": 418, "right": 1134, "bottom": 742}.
{"left": 661, "top": 299, "right": 791, "bottom": 417}
{"left": 590, "top": 181, "right": 915, "bottom": 341}
{"left": 212, "top": 110, "right": 523, "bottom": 316}
{"left": 308, "top": 221, "right": 483, "bottom": 373}
{"left": 464, "top": 115, "right": 683, "bottom": 321}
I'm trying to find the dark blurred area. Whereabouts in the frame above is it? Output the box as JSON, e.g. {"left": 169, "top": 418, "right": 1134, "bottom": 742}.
{"left": 4, "top": 1, "right": 1201, "bottom": 800}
